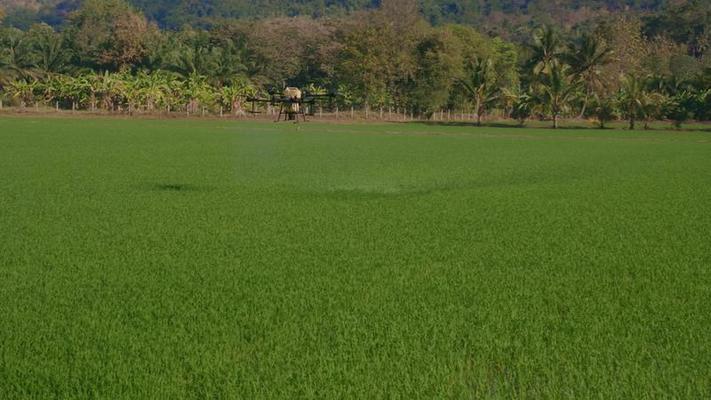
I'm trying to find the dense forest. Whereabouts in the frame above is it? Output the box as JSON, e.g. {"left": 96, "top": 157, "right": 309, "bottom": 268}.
{"left": 0, "top": 0, "right": 686, "bottom": 30}
{"left": 0, "top": 0, "right": 709, "bottom": 126}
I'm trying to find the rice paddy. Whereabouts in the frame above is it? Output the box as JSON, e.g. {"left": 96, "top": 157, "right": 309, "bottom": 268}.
{"left": 1, "top": 117, "right": 710, "bottom": 398}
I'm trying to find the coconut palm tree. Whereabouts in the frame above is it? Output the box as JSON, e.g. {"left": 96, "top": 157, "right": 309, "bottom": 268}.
{"left": 563, "top": 33, "right": 612, "bottom": 118}
{"left": 526, "top": 25, "right": 563, "bottom": 78}
{"left": 617, "top": 74, "right": 647, "bottom": 130}
{"left": 458, "top": 58, "right": 498, "bottom": 126}
{"left": 535, "top": 62, "right": 578, "bottom": 129}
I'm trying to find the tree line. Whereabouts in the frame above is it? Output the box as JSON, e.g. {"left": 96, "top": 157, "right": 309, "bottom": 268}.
{"left": 1, "top": 0, "right": 709, "bottom": 127}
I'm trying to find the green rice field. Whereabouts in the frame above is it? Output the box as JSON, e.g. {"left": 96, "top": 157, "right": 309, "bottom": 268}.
{"left": 1, "top": 117, "right": 710, "bottom": 398}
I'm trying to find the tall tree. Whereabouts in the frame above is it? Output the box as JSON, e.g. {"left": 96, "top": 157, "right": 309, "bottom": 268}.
{"left": 0, "top": 28, "right": 33, "bottom": 83}
{"left": 535, "top": 62, "right": 578, "bottom": 129}
{"left": 458, "top": 57, "right": 498, "bottom": 126}
{"left": 409, "top": 29, "right": 462, "bottom": 116}
{"left": 563, "top": 33, "right": 611, "bottom": 117}
{"left": 66, "top": 0, "right": 156, "bottom": 70}
{"left": 526, "top": 25, "right": 563, "bottom": 77}
{"left": 245, "top": 17, "right": 338, "bottom": 87}
{"left": 25, "top": 23, "right": 71, "bottom": 77}
{"left": 617, "top": 74, "right": 647, "bottom": 130}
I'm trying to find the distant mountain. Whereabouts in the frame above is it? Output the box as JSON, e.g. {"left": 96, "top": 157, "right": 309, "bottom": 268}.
{"left": 0, "top": 0, "right": 669, "bottom": 30}
{"left": 1, "top": 0, "right": 40, "bottom": 10}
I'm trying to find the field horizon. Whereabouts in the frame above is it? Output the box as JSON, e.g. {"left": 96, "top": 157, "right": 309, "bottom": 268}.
{"left": 1, "top": 117, "right": 710, "bottom": 398}
{"left": 1, "top": 110, "right": 711, "bottom": 132}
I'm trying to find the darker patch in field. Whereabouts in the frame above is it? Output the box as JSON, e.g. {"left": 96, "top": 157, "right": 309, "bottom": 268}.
{"left": 146, "top": 183, "right": 214, "bottom": 192}
{"left": 319, "top": 183, "right": 469, "bottom": 200}
{"left": 415, "top": 121, "right": 598, "bottom": 130}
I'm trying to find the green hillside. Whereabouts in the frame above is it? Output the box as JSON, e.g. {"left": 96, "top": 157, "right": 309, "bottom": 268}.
{"left": 1, "top": 0, "right": 672, "bottom": 29}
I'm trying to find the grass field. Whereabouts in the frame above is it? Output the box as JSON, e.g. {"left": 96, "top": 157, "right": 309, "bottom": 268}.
{"left": 1, "top": 117, "right": 710, "bottom": 398}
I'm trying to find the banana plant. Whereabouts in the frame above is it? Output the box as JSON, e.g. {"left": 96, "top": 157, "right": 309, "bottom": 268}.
{"left": 219, "top": 77, "right": 256, "bottom": 115}
{"left": 6, "top": 78, "right": 39, "bottom": 107}
{"left": 588, "top": 94, "right": 617, "bottom": 129}
{"left": 182, "top": 73, "right": 217, "bottom": 114}
{"left": 134, "top": 70, "right": 170, "bottom": 111}
{"left": 96, "top": 71, "right": 126, "bottom": 111}
{"left": 502, "top": 86, "right": 533, "bottom": 126}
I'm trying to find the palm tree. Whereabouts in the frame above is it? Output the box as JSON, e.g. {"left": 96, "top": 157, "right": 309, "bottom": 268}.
{"left": 617, "top": 74, "right": 646, "bottom": 130}
{"left": 526, "top": 25, "right": 563, "bottom": 78}
{"left": 26, "top": 24, "right": 71, "bottom": 78}
{"left": 162, "top": 30, "right": 231, "bottom": 85}
{"left": 0, "top": 28, "right": 35, "bottom": 84}
{"left": 458, "top": 58, "right": 498, "bottom": 126}
{"left": 210, "top": 39, "right": 249, "bottom": 87}
{"left": 589, "top": 94, "right": 616, "bottom": 129}
{"left": 536, "top": 63, "right": 578, "bottom": 129}
{"left": 563, "top": 33, "right": 612, "bottom": 118}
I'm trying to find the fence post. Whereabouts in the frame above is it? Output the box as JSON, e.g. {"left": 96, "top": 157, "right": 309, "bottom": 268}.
{"left": 335, "top": 105, "right": 339, "bottom": 119}
{"left": 351, "top": 106, "right": 354, "bottom": 119}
